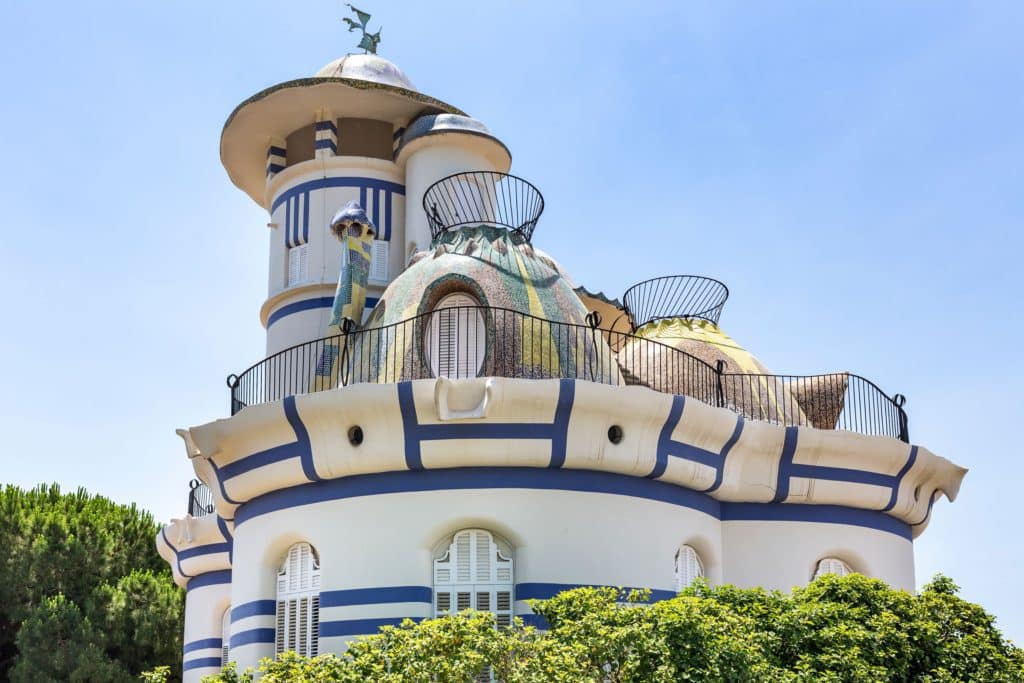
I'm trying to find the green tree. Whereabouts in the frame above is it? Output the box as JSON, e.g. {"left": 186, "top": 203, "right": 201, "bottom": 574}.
{"left": 9, "top": 594, "right": 130, "bottom": 682}
{"left": 88, "top": 569, "right": 184, "bottom": 677}
{"left": 0, "top": 483, "right": 182, "bottom": 680}
{"left": 200, "top": 576, "right": 1024, "bottom": 683}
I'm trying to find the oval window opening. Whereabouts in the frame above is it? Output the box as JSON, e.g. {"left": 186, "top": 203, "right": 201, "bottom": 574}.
{"left": 425, "top": 293, "right": 486, "bottom": 379}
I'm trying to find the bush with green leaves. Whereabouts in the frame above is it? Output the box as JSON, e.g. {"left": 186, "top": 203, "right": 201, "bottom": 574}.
{"left": 200, "top": 575, "right": 1023, "bottom": 683}
{"left": 0, "top": 483, "right": 184, "bottom": 681}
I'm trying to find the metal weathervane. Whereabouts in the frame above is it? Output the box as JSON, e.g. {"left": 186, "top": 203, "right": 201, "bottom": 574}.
{"left": 343, "top": 4, "right": 381, "bottom": 54}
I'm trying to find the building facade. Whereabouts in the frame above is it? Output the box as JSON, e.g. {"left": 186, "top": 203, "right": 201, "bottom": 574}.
{"left": 156, "top": 50, "right": 967, "bottom": 680}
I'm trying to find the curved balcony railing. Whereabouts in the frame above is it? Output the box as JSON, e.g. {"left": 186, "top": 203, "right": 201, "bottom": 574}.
{"left": 187, "top": 479, "right": 215, "bottom": 517}
{"left": 423, "top": 171, "right": 545, "bottom": 242}
{"left": 227, "top": 306, "right": 909, "bottom": 442}
{"left": 623, "top": 275, "right": 730, "bottom": 328}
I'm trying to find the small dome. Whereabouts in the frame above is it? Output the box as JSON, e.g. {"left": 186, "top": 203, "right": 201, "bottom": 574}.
{"left": 314, "top": 54, "right": 416, "bottom": 91}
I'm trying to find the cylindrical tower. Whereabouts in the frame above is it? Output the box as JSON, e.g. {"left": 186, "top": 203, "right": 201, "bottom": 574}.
{"left": 220, "top": 54, "right": 509, "bottom": 355}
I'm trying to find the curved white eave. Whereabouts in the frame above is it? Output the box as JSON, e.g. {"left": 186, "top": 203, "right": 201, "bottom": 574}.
{"left": 175, "top": 378, "right": 967, "bottom": 542}
{"left": 221, "top": 78, "right": 465, "bottom": 207}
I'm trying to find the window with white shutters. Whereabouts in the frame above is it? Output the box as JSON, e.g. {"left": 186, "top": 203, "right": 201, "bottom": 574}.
{"left": 221, "top": 607, "right": 231, "bottom": 666}
{"left": 813, "top": 557, "right": 852, "bottom": 580}
{"left": 433, "top": 529, "right": 513, "bottom": 625}
{"left": 287, "top": 244, "right": 309, "bottom": 287}
{"left": 434, "top": 530, "right": 512, "bottom": 682}
{"left": 369, "top": 240, "right": 389, "bottom": 282}
{"left": 425, "top": 293, "right": 486, "bottom": 379}
{"left": 275, "top": 542, "right": 321, "bottom": 657}
{"left": 674, "top": 544, "right": 704, "bottom": 591}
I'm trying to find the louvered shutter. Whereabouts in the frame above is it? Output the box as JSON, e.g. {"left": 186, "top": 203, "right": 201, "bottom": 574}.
{"left": 433, "top": 530, "right": 512, "bottom": 683}
{"left": 674, "top": 545, "right": 704, "bottom": 591}
{"left": 275, "top": 543, "right": 320, "bottom": 656}
{"left": 813, "top": 557, "right": 851, "bottom": 580}
{"left": 287, "top": 245, "right": 308, "bottom": 287}
{"left": 221, "top": 608, "right": 231, "bottom": 666}
{"left": 426, "top": 294, "right": 486, "bottom": 379}
{"left": 370, "top": 240, "right": 389, "bottom": 281}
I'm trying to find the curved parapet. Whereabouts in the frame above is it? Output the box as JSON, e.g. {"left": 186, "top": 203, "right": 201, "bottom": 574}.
{"left": 156, "top": 511, "right": 234, "bottom": 589}
{"left": 177, "top": 377, "right": 965, "bottom": 539}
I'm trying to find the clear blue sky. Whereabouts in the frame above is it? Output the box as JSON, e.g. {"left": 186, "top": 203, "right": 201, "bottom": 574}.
{"left": 1, "top": 0, "right": 1021, "bottom": 641}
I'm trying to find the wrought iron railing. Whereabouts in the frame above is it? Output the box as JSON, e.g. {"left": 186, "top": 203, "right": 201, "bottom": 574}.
{"left": 623, "top": 275, "right": 730, "bottom": 328}
{"left": 227, "top": 306, "right": 909, "bottom": 442}
{"left": 423, "top": 171, "right": 545, "bottom": 242}
{"left": 187, "top": 479, "right": 215, "bottom": 517}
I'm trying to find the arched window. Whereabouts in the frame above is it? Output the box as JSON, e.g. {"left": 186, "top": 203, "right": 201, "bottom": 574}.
{"left": 813, "top": 557, "right": 853, "bottom": 580}
{"left": 674, "top": 544, "right": 704, "bottom": 591}
{"left": 425, "top": 293, "right": 486, "bottom": 379}
{"left": 221, "top": 608, "right": 231, "bottom": 666}
{"left": 433, "top": 529, "right": 513, "bottom": 627}
{"left": 275, "top": 542, "right": 321, "bottom": 657}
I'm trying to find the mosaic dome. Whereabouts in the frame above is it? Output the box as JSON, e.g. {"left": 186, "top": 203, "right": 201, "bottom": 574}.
{"left": 351, "top": 225, "right": 620, "bottom": 384}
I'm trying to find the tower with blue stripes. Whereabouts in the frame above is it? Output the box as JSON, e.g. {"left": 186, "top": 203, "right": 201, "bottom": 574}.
{"left": 158, "top": 39, "right": 967, "bottom": 681}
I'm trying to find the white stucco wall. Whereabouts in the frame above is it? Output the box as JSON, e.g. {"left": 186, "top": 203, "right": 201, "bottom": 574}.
{"left": 402, "top": 139, "right": 510, "bottom": 254}
{"left": 182, "top": 581, "right": 230, "bottom": 683}
{"left": 218, "top": 485, "right": 912, "bottom": 671}
{"left": 262, "top": 157, "right": 404, "bottom": 354}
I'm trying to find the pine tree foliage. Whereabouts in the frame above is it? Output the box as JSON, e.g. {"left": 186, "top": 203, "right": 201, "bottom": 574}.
{"left": 0, "top": 483, "right": 184, "bottom": 681}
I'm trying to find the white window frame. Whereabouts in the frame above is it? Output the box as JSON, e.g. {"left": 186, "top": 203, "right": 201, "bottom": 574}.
{"left": 425, "top": 293, "right": 486, "bottom": 379}
{"left": 275, "top": 542, "right": 321, "bottom": 657}
{"left": 221, "top": 607, "right": 231, "bottom": 666}
{"left": 287, "top": 244, "right": 309, "bottom": 287}
{"left": 433, "top": 529, "right": 513, "bottom": 627}
{"left": 369, "top": 239, "right": 389, "bottom": 283}
{"left": 674, "top": 544, "right": 704, "bottom": 591}
{"left": 813, "top": 557, "right": 853, "bottom": 580}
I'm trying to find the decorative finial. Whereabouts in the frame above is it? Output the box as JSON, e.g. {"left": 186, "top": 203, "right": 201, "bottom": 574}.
{"left": 343, "top": 4, "right": 381, "bottom": 54}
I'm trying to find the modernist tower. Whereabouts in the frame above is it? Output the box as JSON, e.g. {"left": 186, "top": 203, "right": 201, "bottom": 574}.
{"left": 157, "top": 45, "right": 967, "bottom": 681}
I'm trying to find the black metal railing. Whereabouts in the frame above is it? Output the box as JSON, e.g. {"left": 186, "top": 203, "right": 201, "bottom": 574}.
{"left": 187, "top": 479, "right": 215, "bottom": 517}
{"left": 623, "top": 275, "right": 730, "bottom": 328}
{"left": 227, "top": 306, "right": 909, "bottom": 442}
{"left": 423, "top": 171, "right": 545, "bottom": 242}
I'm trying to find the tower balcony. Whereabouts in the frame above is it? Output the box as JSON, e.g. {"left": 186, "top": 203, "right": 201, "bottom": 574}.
{"left": 225, "top": 305, "right": 909, "bottom": 442}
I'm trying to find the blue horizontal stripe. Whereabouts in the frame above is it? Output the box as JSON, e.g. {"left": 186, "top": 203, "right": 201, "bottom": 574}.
{"left": 788, "top": 463, "right": 896, "bottom": 488}
{"left": 515, "top": 583, "right": 675, "bottom": 603}
{"left": 314, "top": 139, "right": 337, "bottom": 150}
{"left": 266, "top": 163, "right": 285, "bottom": 174}
{"left": 267, "top": 145, "right": 286, "bottom": 158}
{"left": 183, "top": 657, "right": 223, "bottom": 671}
{"left": 236, "top": 467, "right": 721, "bottom": 527}
{"left": 230, "top": 627, "right": 276, "bottom": 648}
{"left": 234, "top": 467, "right": 911, "bottom": 540}
{"left": 320, "top": 617, "right": 422, "bottom": 637}
{"left": 722, "top": 503, "right": 911, "bottom": 540}
{"left": 415, "top": 422, "right": 556, "bottom": 440}
{"left": 267, "top": 296, "right": 380, "bottom": 327}
{"left": 665, "top": 441, "right": 721, "bottom": 470}
{"left": 183, "top": 637, "right": 222, "bottom": 654}
{"left": 272, "top": 177, "right": 405, "bottom": 213}
{"left": 178, "top": 542, "right": 231, "bottom": 561}
{"left": 220, "top": 442, "right": 298, "bottom": 480}
{"left": 321, "top": 585, "right": 432, "bottom": 607}
{"left": 519, "top": 614, "right": 547, "bottom": 629}
{"left": 187, "top": 569, "right": 231, "bottom": 591}
{"left": 232, "top": 599, "right": 276, "bottom": 622}
{"left": 315, "top": 120, "right": 337, "bottom": 132}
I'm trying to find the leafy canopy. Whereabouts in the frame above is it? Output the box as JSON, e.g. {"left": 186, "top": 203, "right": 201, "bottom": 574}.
{"left": 0, "top": 483, "right": 183, "bottom": 681}
{"left": 199, "top": 575, "right": 1024, "bottom": 683}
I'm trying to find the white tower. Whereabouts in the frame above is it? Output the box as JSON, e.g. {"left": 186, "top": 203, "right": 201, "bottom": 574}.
{"left": 220, "top": 54, "right": 511, "bottom": 355}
